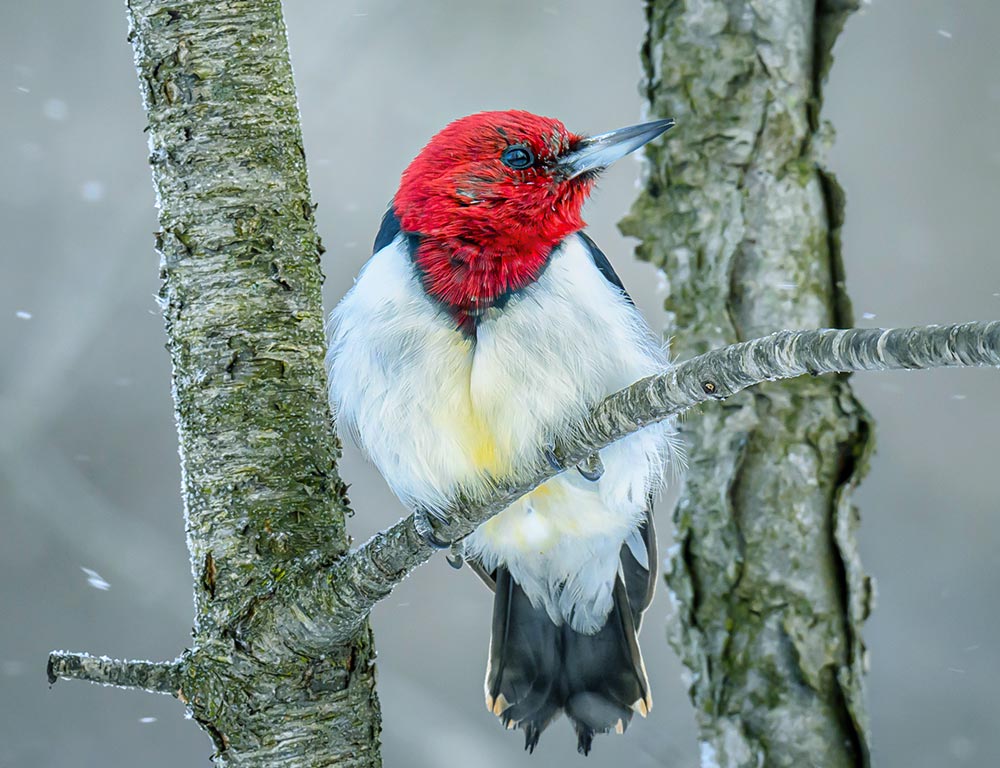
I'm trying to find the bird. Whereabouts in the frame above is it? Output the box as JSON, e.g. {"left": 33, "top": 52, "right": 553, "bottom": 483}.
{"left": 326, "top": 110, "right": 680, "bottom": 755}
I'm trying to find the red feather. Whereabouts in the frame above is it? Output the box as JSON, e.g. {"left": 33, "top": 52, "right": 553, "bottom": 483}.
{"left": 393, "top": 111, "right": 595, "bottom": 327}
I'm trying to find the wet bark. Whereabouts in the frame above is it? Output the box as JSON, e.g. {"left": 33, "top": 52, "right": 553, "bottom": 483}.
{"left": 620, "top": 1, "right": 872, "bottom": 765}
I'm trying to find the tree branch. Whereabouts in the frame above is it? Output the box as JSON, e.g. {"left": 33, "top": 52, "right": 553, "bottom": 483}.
{"left": 287, "top": 320, "right": 999, "bottom": 645}
{"left": 47, "top": 651, "right": 182, "bottom": 695}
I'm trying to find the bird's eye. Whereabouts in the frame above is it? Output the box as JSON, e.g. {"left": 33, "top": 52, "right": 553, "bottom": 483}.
{"left": 501, "top": 145, "right": 535, "bottom": 170}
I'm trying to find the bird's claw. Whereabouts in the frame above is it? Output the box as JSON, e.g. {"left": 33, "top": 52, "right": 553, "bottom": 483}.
{"left": 576, "top": 452, "right": 605, "bottom": 482}
{"left": 414, "top": 508, "right": 455, "bottom": 550}
{"left": 547, "top": 444, "right": 603, "bottom": 481}
{"left": 544, "top": 443, "right": 565, "bottom": 472}
{"left": 446, "top": 545, "right": 465, "bottom": 570}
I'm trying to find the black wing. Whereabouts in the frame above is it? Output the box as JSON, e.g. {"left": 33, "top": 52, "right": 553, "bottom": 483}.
{"left": 577, "top": 232, "right": 634, "bottom": 306}
{"left": 373, "top": 204, "right": 422, "bottom": 262}
{"left": 372, "top": 206, "right": 402, "bottom": 253}
{"left": 619, "top": 503, "right": 657, "bottom": 630}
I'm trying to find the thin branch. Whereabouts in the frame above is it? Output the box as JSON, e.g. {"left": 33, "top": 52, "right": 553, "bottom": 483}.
{"left": 47, "top": 651, "right": 182, "bottom": 695}
{"left": 311, "top": 320, "right": 1000, "bottom": 644}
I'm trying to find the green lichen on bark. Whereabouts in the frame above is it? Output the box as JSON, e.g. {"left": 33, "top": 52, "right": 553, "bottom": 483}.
{"left": 125, "top": 1, "right": 381, "bottom": 764}
{"left": 620, "top": 1, "right": 872, "bottom": 765}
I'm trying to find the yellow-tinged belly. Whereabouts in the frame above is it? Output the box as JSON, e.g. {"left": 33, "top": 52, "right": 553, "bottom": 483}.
{"left": 477, "top": 476, "right": 616, "bottom": 555}
{"left": 434, "top": 402, "right": 508, "bottom": 475}
{"left": 425, "top": 333, "right": 514, "bottom": 478}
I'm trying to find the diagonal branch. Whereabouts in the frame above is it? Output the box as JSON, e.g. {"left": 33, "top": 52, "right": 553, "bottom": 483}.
{"left": 47, "top": 651, "right": 182, "bottom": 695}
{"left": 293, "top": 320, "right": 998, "bottom": 644}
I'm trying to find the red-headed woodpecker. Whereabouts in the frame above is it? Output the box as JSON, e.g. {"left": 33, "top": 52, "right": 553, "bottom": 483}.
{"left": 327, "top": 110, "right": 680, "bottom": 755}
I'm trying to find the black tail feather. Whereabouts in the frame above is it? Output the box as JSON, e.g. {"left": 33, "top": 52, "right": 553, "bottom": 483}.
{"left": 486, "top": 569, "right": 559, "bottom": 711}
{"left": 485, "top": 563, "right": 651, "bottom": 755}
{"left": 575, "top": 723, "right": 595, "bottom": 756}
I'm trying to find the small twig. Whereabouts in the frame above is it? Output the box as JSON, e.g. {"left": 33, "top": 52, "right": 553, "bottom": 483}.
{"left": 47, "top": 651, "right": 182, "bottom": 695}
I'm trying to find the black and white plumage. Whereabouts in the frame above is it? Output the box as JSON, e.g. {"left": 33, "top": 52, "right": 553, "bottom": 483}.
{"left": 326, "top": 111, "right": 679, "bottom": 753}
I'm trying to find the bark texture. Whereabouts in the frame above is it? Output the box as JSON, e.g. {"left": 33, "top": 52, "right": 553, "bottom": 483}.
{"left": 101, "top": 1, "right": 380, "bottom": 765}
{"left": 619, "top": 1, "right": 871, "bottom": 766}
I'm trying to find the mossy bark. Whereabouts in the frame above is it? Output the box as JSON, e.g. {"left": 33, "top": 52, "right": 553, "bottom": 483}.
{"left": 127, "top": 1, "right": 381, "bottom": 764}
{"left": 620, "top": 1, "right": 872, "bottom": 765}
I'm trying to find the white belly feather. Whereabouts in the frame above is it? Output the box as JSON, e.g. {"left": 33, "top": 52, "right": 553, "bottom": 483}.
{"left": 327, "top": 233, "right": 679, "bottom": 632}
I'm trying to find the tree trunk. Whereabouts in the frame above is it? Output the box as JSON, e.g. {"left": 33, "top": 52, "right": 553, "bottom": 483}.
{"left": 620, "top": 1, "right": 873, "bottom": 765}
{"left": 127, "top": 0, "right": 382, "bottom": 764}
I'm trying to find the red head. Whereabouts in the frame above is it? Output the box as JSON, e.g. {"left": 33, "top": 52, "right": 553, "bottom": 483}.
{"left": 392, "top": 110, "right": 674, "bottom": 327}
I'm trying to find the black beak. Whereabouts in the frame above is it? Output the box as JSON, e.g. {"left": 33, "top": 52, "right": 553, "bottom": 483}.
{"left": 558, "top": 118, "right": 675, "bottom": 179}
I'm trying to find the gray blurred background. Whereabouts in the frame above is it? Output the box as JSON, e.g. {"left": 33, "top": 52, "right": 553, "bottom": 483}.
{"left": 1, "top": 1, "right": 998, "bottom": 766}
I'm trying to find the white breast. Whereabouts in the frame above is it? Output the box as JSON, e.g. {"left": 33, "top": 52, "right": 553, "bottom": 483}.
{"left": 327, "top": 233, "right": 680, "bottom": 632}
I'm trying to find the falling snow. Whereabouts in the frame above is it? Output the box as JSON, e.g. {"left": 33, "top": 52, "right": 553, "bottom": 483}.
{"left": 862, "top": 312, "right": 877, "bottom": 320}
{"left": 80, "top": 567, "right": 111, "bottom": 591}
{"left": 80, "top": 180, "right": 106, "bottom": 202}
{"left": 43, "top": 98, "right": 68, "bottom": 121}
{"left": 15, "top": 310, "right": 32, "bottom": 320}
{"left": 938, "top": 29, "right": 953, "bottom": 39}
{"left": 139, "top": 717, "right": 158, "bottom": 724}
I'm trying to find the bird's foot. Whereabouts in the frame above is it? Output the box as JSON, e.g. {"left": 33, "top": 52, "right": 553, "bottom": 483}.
{"left": 576, "top": 452, "right": 605, "bottom": 482}
{"left": 546, "top": 443, "right": 604, "bottom": 481}
{"left": 544, "top": 443, "right": 565, "bottom": 472}
{"left": 446, "top": 544, "right": 465, "bottom": 570}
{"left": 414, "top": 508, "right": 456, "bottom": 550}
